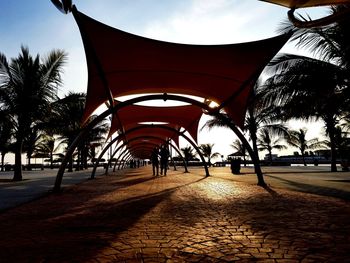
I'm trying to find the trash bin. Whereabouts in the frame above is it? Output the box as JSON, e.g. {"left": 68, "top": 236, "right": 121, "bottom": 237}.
{"left": 230, "top": 159, "right": 241, "bottom": 174}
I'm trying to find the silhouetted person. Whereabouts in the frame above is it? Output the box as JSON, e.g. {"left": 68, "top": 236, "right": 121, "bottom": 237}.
{"left": 160, "top": 144, "right": 169, "bottom": 176}
{"left": 151, "top": 147, "right": 159, "bottom": 176}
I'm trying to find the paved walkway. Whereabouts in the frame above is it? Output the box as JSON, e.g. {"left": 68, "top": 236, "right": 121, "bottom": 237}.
{"left": 0, "top": 167, "right": 105, "bottom": 211}
{"left": 0, "top": 166, "right": 350, "bottom": 262}
{"left": 222, "top": 165, "right": 350, "bottom": 201}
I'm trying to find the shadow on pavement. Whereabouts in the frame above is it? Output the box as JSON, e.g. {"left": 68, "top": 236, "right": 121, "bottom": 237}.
{"left": 0, "top": 172, "right": 204, "bottom": 262}
{"left": 265, "top": 174, "right": 350, "bottom": 200}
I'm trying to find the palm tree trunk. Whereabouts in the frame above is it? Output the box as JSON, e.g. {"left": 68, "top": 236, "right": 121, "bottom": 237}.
{"left": 324, "top": 116, "right": 337, "bottom": 172}
{"left": 83, "top": 147, "right": 88, "bottom": 169}
{"left": 328, "top": 126, "right": 338, "bottom": 172}
{"left": 13, "top": 138, "right": 23, "bottom": 181}
{"left": 68, "top": 155, "right": 73, "bottom": 172}
{"left": 242, "top": 147, "right": 247, "bottom": 167}
{"left": 268, "top": 149, "right": 273, "bottom": 165}
{"left": 50, "top": 152, "right": 54, "bottom": 169}
{"left": 27, "top": 154, "right": 32, "bottom": 171}
{"left": 251, "top": 134, "right": 259, "bottom": 164}
{"left": 227, "top": 119, "right": 265, "bottom": 187}
{"left": 301, "top": 152, "right": 307, "bottom": 166}
{"left": 76, "top": 150, "right": 80, "bottom": 171}
{"left": 1, "top": 152, "right": 5, "bottom": 172}
{"left": 250, "top": 133, "right": 265, "bottom": 183}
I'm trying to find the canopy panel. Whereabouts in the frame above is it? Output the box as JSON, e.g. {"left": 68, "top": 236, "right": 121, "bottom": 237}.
{"left": 123, "top": 125, "right": 180, "bottom": 147}
{"left": 108, "top": 103, "right": 203, "bottom": 143}
{"left": 73, "top": 7, "right": 290, "bottom": 128}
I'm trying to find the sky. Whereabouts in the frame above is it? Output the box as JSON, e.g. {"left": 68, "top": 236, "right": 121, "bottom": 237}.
{"left": 0, "top": 0, "right": 328, "bottom": 163}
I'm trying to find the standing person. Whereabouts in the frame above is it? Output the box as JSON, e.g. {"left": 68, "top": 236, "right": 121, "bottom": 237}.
{"left": 151, "top": 147, "right": 159, "bottom": 176}
{"left": 160, "top": 144, "right": 169, "bottom": 176}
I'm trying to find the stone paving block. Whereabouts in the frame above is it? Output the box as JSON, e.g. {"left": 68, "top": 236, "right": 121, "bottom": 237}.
{"left": 259, "top": 247, "right": 274, "bottom": 253}
{"left": 252, "top": 252, "right": 270, "bottom": 258}
{"left": 220, "top": 255, "right": 241, "bottom": 261}
{"left": 268, "top": 253, "right": 284, "bottom": 259}
{"left": 235, "top": 253, "right": 254, "bottom": 258}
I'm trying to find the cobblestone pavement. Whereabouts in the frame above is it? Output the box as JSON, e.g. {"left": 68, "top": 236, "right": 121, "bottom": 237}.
{"left": 1, "top": 167, "right": 350, "bottom": 262}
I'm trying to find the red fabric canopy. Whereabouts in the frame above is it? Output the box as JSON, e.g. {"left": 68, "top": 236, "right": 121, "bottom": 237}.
{"left": 127, "top": 138, "right": 166, "bottom": 158}
{"left": 123, "top": 125, "right": 181, "bottom": 147}
{"left": 73, "top": 7, "right": 290, "bottom": 128}
{"left": 108, "top": 103, "right": 203, "bottom": 143}
{"left": 128, "top": 138, "right": 165, "bottom": 149}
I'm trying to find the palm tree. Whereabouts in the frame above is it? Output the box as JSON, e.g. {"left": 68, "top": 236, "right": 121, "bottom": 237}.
{"left": 52, "top": 92, "right": 86, "bottom": 172}
{"left": 323, "top": 126, "right": 350, "bottom": 169}
{"left": 0, "top": 46, "right": 66, "bottom": 180}
{"left": 199, "top": 143, "right": 220, "bottom": 167}
{"left": 202, "top": 84, "right": 288, "bottom": 182}
{"left": 52, "top": 92, "right": 108, "bottom": 171}
{"left": 262, "top": 5, "right": 350, "bottom": 172}
{"left": 230, "top": 139, "right": 247, "bottom": 166}
{"left": 263, "top": 55, "right": 345, "bottom": 172}
{"left": 35, "top": 135, "right": 57, "bottom": 169}
{"left": 287, "top": 128, "right": 323, "bottom": 166}
{"left": 180, "top": 146, "right": 196, "bottom": 166}
{"left": 80, "top": 115, "right": 109, "bottom": 169}
{"left": 257, "top": 128, "right": 286, "bottom": 164}
{"left": 203, "top": 83, "right": 288, "bottom": 164}
{"left": 245, "top": 86, "right": 289, "bottom": 164}
{"left": 22, "top": 125, "right": 43, "bottom": 169}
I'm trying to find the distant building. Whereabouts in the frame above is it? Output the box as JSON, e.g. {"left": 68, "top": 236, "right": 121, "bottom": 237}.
{"left": 264, "top": 154, "right": 327, "bottom": 164}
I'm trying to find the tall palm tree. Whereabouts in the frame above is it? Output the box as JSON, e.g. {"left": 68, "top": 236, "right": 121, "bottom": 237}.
{"left": 56, "top": 93, "right": 82, "bottom": 170}
{"left": 52, "top": 92, "right": 86, "bottom": 172}
{"left": 245, "top": 86, "right": 289, "bottom": 163}
{"left": 263, "top": 55, "right": 345, "bottom": 172}
{"left": 35, "top": 135, "right": 57, "bottom": 169}
{"left": 287, "top": 128, "right": 323, "bottom": 166}
{"left": 257, "top": 128, "right": 286, "bottom": 164}
{"left": 0, "top": 46, "right": 67, "bottom": 180}
{"left": 199, "top": 143, "right": 220, "bottom": 167}
{"left": 203, "top": 83, "right": 287, "bottom": 162}
{"left": 202, "top": 84, "right": 288, "bottom": 174}
{"left": 52, "top": 92, "right": 108, "bottom": 171}
{"left": 181, "top": 146, "right": 196, "bottom": 166}
{"left": 323, "top": 126, "right": 350, "bottom": 168}
{"left": 262, "top": 5, "right": 350, "bottom": 172}
{"left": 80, "top": 115, "right": 109, "bottom": 169}
{"left": 22, "top": 125, "right": 42, "bottom": 169}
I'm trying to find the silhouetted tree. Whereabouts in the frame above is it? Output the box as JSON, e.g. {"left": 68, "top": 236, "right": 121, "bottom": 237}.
{"left": 0, "top": 46, "right": 66, "bottom": 180}
{"left": 287, "top": 128, "right": 323, "bottom": 166}
{"left": 263, "top": 5, "right": 350, "bottom": 172}
{"left": 230, "top": 139, "right": 247, "bottom": 166}
{"left": 257, "top": 128, "right": 286, "bottom": 164}
{"left": 199, "top": 143, "right": 220, "bottom": 167}
{"left": 181, "top": 146, "right": 196, "bottom": 166}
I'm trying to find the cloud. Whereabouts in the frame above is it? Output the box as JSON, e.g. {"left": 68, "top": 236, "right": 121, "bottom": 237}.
{"left": 142, "top": 0, "right": 284, "bottom": 44}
